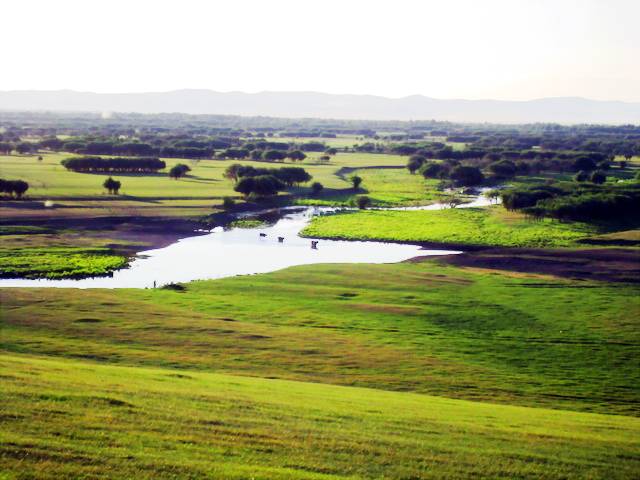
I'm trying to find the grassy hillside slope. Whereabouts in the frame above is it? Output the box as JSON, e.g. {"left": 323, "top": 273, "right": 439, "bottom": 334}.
{"left": 2, "top": 353, "right": 639, "bottom": 480}
{"left": 2, "top": 261, "right": 638, "bottom": 415}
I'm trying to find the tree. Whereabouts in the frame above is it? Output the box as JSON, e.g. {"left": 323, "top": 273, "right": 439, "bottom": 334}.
{"left": 234, "top": 175, "right": 285, "bottom": 198}
{"left": 15, "top": 142, "right": 34, "bottom": 154}
{"left": 325, "top": 147, "right": 338, "bottom": 156}
{"left": 223, "top": 164, "right": 243, "bottom": 182}
{"left": 350, "top": 175, "right": 362, "bottom": 190}
{"left": 420, "top": 162, "right": 448, "bottom": 179}
{"left": 169, "top": 163, "right": 191, "bottom": 179}
{"left": 484, "top": 189, "right": 501, "bottom": 204}
{"left": 103, "top": 177, "right": 121, "bottom": 194}
{"left": 444, "top": 195, "right": 464, "bottom": 208}
{"left": 356, "top": 195, "right": 371, "bottom": 209}
{"left": 449, "top": 165, "right": 484, "bottom": 186}
{"left": 287, "top": 150, "right": 306, "bottom": 162}
{"left": 590, "top": 170, "right": 606, "bottom": 185}
{"left": 619, "top": 160, "right": 627, "bottom": 169}
{"left": 262, "top": 150, "right": 287, "bottom": 162}
{"left": 0, "top": 142, "right": 13, "bottom": 155}
{"left": 572, "top": 156, "right": 597, "bottom": 172}
{"left": 311, "top": 182, "right": 324, "bottom": 195}
{"left": 62, "top": 157, "right": 165, "bottom": 173}
{"left": 488, "top": 160, "right": 517, "bottom": 178}
{"left": 407, "top": 155, "right": 425, "bottom": 174}
{"left": 0, "top": 179, "right": 29, "bottom": 198}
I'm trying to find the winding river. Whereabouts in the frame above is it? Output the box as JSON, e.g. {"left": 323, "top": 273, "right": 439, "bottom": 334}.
{"left": 0, "top": 191, "right": 496, "bottom": 289}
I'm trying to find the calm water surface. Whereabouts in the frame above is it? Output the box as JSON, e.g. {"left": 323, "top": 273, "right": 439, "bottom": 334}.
{"left": 0, "top": 206, "right": 462, "bottom": 289}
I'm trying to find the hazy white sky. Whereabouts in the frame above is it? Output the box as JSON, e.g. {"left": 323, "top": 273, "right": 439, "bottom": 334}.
{"left": 2, "top": 0, "right": 638, "bottom": 101}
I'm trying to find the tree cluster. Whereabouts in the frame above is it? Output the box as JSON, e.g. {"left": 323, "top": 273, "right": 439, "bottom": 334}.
{"left": 61, "top": 157, "right": 166, "bottom": 173}
{"left": 0, "top": 179, "right": 29, "bottom": 198}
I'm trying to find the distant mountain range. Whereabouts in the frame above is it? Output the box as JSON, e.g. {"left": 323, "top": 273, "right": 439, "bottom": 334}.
{"left": 1, "top": 89, "right": 638, "bottom": 124}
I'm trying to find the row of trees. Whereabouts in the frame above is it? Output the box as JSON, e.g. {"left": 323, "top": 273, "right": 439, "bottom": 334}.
{"left": 61, "top": 157, "right": 166, "bottom": 173}
{"left": 0, "top": 179, "right": 29, "bottom": 198}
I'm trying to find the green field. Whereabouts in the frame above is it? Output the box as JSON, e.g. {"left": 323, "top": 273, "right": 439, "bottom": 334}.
{"left": 3, "top": 260, "right": 639, "bottom": 414}
{"left": 303, "top": 206, "right": 604, "bottom": 247}
{"left": 0, "top": 246, "right": 128, "bottom": 279}
{"left": 2, "top": 353, "right": 639, "bottom": 480}
{"left": 0, "top": 152, "right": 435, "bottom": 218}
{"left": 2, "top": 260, "right": 639, "bottom": 478}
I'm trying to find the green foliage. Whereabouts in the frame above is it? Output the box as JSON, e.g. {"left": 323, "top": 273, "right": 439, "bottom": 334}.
{"left": 303, "top": 207, "right": 597, "bottom": 247}
{"left": 168, "top": 163, "right": 191, "bottom": 179}
{"left": 0, "top": 247, "right": 128, "bottom": 279}
{"left": 228, "top": 219, "right": 266, "bottom": 229}
{"left": 103, "top": 176, "right": 121, "bottom": 194}
{"left": 503, "top": 182, "right": 640, "bottom": 221}
{"left": 234, "top": 174, "right": 285, "bottom": 197}
{"left": 356, "top": 195, "right": 371, "bottom": 209}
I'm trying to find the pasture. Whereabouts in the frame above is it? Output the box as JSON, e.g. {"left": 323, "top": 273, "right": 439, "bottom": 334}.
{"left": 2, "top": 353, "right": 639, "bottom": 479}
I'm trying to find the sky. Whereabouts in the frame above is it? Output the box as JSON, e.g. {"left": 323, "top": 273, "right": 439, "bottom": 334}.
{"left": 1, "top": 0, "right": 638, "bottom": 101}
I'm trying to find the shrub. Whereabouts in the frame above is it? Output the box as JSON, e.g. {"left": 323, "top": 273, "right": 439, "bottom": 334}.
{"left": 311, "top": 182, "right": 324, "bottom": 195}
{"left": 356, "top": 195, "right": 372, "bottom": 209}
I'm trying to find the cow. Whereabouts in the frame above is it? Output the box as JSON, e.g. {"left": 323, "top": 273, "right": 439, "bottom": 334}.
{"left": 259, "top": 233, "right": 267, "bottom": 237}
{"left": 311, "top": 240, "right": 319, "bottom": 249}
{"left": 278, "top": 237, "right": 284, "bottom": 243}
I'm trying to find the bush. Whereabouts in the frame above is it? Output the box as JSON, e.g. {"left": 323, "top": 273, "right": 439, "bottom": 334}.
{"left": 311, "top": 182, "right": 324, "bottom": 195}
{"left": 356, "top": 195, "right": 372, "bottom": 209}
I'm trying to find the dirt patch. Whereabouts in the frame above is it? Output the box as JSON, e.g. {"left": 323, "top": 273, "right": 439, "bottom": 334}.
{"left": 434, "top": 248, "right": 640, "bottom": 283}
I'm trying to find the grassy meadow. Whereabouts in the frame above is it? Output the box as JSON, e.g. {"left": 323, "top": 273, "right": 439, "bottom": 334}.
{"left": 2, "top": 353, "right": 639, "bottom": 480}
{"left": 2, "top": 144, "right": 640, "bottom": 478}
{"left": 2, "top": 260, "right": 639, "bottom": 415}
{"left": 302, "top": 206, "right": 605, "bottom": 248}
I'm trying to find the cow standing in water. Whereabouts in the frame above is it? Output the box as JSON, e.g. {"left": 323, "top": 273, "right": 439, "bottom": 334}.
{"left": 259, "top": 233, "right": 267, "bottom": 238}
{"left": 311, "top": 240, "right": 319, "bottom": 249}
{"left": 278, "top": 237, "right": 285, "bottom": 243}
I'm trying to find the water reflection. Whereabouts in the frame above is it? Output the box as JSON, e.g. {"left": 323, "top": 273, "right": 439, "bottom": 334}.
{"left": 0, "top": 207, "right": 460, "bottom": 289}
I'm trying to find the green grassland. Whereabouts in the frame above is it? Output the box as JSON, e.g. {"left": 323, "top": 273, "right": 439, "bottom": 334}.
{"left": 296, "top": 168, "right": 442, "bottom": 206}
{"left": 2, "top": 353, "right": 639, "bottom": 480}
{"left": 300, "top": 206, "right": 633, "bottom": 248}
{"left": 0, "top": 152, "right": 431, "bottom": 217}
{"left": 0, "top": 247, "right": 128, "bottom": 279}
{"left": 2, "top": 260, "right": 639, "bottom": 415}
